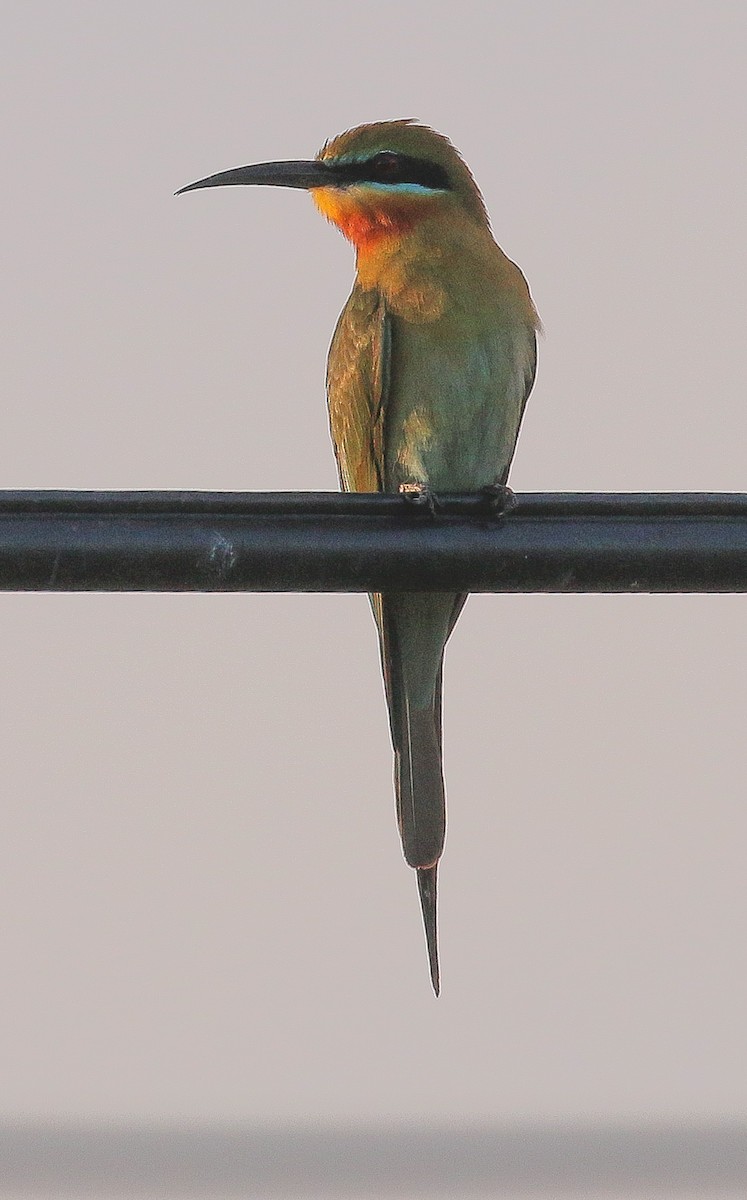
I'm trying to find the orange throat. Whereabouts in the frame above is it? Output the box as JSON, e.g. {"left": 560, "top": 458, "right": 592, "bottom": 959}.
{"left": 311, "top": 187, "right": 430, "bottom": 255}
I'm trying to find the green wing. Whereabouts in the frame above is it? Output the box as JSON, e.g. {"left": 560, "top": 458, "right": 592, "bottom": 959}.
{"left": 326, "top": 285, "right": 390, "bottom": 494}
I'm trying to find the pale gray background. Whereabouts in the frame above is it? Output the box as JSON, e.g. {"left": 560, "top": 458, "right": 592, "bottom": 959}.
{"left": 1, "top": 1, "right": 746, "bottom": 1196}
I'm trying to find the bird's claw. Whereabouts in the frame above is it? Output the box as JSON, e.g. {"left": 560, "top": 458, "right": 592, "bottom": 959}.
{"left": 399, "top": 483, "right": 440, "bottom": 518}
{"left": 480, "top": 483, "right": 516, "bottom": 517}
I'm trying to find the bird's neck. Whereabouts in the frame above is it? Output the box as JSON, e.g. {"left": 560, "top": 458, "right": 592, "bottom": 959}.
{"left": 350, "top": 211, "right": 484, "bottom": 311}
{"left": 355, "top": 215, "right": 539, "bottom": 331}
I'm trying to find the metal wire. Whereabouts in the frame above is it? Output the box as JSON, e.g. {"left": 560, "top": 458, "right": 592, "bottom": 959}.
{"left": 0, "top": 490, "right": 746, "bottom": 593}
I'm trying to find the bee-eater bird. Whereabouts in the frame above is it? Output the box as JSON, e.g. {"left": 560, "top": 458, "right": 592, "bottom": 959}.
{"left": 178, "top": 121, "right": 539, "bottom": 994}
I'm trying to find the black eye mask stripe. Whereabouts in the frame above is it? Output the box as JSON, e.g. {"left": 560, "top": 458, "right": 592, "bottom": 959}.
{"left": 329, "top": 154, "right": 451, "bottom": 191}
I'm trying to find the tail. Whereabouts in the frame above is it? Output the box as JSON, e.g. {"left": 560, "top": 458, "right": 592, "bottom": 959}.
{"left": 375, "top": 591, "right": 466, "bottom": 995}
{"left": 417, "top": 865, "right": 440, "bottom": 996}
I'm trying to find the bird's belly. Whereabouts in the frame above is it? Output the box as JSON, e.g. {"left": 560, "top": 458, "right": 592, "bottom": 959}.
{"left": 388, "top": 407, "right": 511, "bottom": 491}
{"left": 385, "top": 323, "right": 531, "bottom": 492}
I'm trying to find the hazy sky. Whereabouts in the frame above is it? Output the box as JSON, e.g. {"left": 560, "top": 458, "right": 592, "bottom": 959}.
{"left": 1, "top": 0, "right": 746, "bottom": 1144}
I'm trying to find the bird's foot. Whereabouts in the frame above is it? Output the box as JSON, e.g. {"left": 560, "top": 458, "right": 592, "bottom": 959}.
{"left": 479, "top": 483, "right": 516, "bottom": 517}
{"left": 399, "top": 482, "right": 440, "bottom": 518}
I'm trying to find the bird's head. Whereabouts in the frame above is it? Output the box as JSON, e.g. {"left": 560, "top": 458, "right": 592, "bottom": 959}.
{"left": 177, "top": 120, "right": 488, "bottom": 254}
{"left": 311, "top": 121, "right": 487, "bottom": 250}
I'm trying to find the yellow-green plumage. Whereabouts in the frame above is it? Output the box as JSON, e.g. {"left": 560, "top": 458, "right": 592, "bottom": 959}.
{"left": 323, "top": 123, "right": 539, "bottom": 994}
{"left": 177, "top": 119, "right": 539, "bottom": 994}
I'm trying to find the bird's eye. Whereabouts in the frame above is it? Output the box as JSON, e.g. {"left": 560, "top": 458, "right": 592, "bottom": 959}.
{"left": 370, "top": 152, "right": 402, "bottom": 179}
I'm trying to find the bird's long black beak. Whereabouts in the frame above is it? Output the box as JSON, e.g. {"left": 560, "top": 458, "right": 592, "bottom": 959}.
{"left": 176, "top": 160, "right": 334, "bottom": 195}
